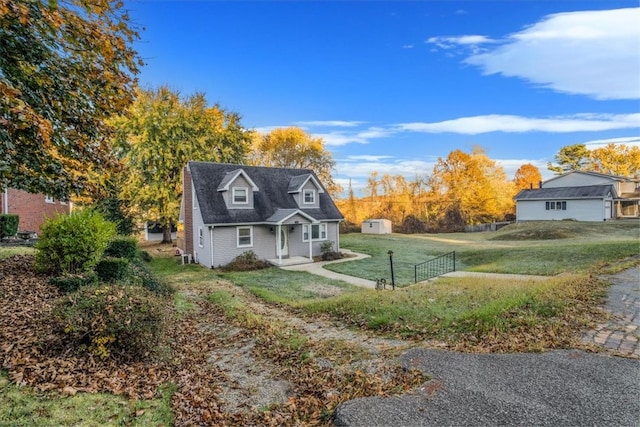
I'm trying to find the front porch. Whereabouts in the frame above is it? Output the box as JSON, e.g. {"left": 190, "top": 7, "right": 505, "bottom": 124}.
{"left": 267, "top": 256, "right": 313, "bottom": 267}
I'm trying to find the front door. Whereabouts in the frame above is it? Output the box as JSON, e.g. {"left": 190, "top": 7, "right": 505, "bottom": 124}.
{"left": 279, "top": 227, "right": 289, "bottom": 258}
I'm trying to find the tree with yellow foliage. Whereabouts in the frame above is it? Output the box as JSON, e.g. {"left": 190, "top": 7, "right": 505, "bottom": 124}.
{"left": 115, "top": 86, "right": 250, "bottom": 242}
{"left": 589, "top": 143, "right": 640, "bottom": 177}
{"left": 430, "top": 146, "right": 514, "bottom": 226}
{"left": 248, "top": 127, "right": 340, "bottom": 195}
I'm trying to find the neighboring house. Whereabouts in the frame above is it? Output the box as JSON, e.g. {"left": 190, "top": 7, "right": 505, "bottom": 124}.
{"left": 1, "top": 188, "right": 71, "bottom": 234}
{"left": 179, "top": 161, "right": 344, "bottom": 268}
{"left": 361, "top": 219, "right": 392, "bottom": 234}
{"left": 514, "top": 171, "right": 640, "bottom": 222}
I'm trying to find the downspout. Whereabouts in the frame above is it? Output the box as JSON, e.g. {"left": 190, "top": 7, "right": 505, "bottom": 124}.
{"left": 2, "top": 188, "right": 8, "bottom": 214}
{"left": 209, "top": 226, "right": 214, "bottom": 268}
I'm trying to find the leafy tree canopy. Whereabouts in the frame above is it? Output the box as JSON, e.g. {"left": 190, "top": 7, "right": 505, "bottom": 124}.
{"left": 514, "top": 163, "right": 543, "bottom": 191}
{"left": 589, "top": 143, "right": 640, "bottom": 177}
{"left": 116, "top": 86, "right": 251, "bottom": 242}
{"left": 0, "top": 0, "right": 142, "bottom": 199}
{"left": 547, "top": 144, "right": 591, "bottom": 175}
{"left": 548, "top": 143, "right": 640, "bottom": 177}
{"left": 430, "top": 146, "right": 514, "bottom": 225}
{"left": 248, "top": 127, "right": 341, "bottom": 195}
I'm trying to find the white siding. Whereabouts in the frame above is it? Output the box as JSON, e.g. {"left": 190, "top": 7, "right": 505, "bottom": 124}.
{"left": 544, "top": 173, "right": 616, "bottom": 188}
{"left": 191, "top": 208, "right": 212, "bottom": 267}
{"left": 211, "top": 225, "right": 276, "bottom": 267}
{"left": 221, "top": 175, "right": 255, "bottom": 209}
{"left": 517, "top": 199, "right": 608, "bottom": 222}
{"left": 362, "top": 219, "right": 392, "bottom": 234}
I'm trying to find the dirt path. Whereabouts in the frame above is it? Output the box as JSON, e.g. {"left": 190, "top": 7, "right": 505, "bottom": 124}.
{"left": 174, "top": 277, "right": 425, "bottom": 423}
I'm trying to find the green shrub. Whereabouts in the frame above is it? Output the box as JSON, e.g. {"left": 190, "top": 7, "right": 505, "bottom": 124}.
{"left": 139, "top": 250, "right": 153, "bottom": 263}
{"left": 130, "top": 260, "right": 175, "bottom": 296}
{"left": 104, "top": 236, "right": 138, "bottom": 260}
{"left": 35, "top": 210, "right": 116, "bottom": 275}
{"left": 221, "top": 250, "right": 270, "bottom": 271}
{"left": 94, "top": 257, "right": 130, "bottom": 283}
{"left": 52, "top": 284, "right": 165, "bottom": 361}
{"left": 0, "top": 214, "right": 19, "bottom": 239}
{"left": 49, "top": 272, "right": 99, "bottom": 293}
{"left": 320, "top": 241, "right": 343, "bottom": 261}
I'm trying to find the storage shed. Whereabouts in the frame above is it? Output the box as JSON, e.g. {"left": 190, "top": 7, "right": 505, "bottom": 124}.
{"left": 361, "top": 219, "right": 392, "bottom": 234}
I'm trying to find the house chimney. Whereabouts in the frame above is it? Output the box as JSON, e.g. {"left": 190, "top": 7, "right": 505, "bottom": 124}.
{"left": 539, "top": 181, "right": 543, "bottom": 189}
{"left": 529, "top": 183, "right": 533, "bottom": 190}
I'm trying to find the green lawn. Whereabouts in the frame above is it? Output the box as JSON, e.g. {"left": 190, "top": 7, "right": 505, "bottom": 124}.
{"left": 0, "top": 372, "right": 174, "bottom": 427}
{"left": 329, "top": 221, "right": 640, "bottom": 285}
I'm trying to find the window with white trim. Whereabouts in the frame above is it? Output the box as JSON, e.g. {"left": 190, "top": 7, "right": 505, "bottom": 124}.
{"left": 545, "top": 201, "right": 567, "bottom": 210}
{"left": 303, "top": 189, "right": 316, "bottom": 204}
{"left": 302, "top": 223, "right": 327, "bottom": 242}
{"left": 198, "top": 227, "right": 204, "bottom": 247}
{"left": 232, "top": 187, "right": 248, "bottom": 204}
{"left": 44, "top": 195, "right": 54, "bottom": 204}
{"left": 237, "top": 226, "right": 253, "bottom": 247}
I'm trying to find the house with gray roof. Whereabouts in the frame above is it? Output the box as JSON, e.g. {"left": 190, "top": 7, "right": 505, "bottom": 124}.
{"left": 178, "top": 161, "right": 343, "bottom": 268}
{"left": 514, "top": 171, "right": 640, "bottom": 222}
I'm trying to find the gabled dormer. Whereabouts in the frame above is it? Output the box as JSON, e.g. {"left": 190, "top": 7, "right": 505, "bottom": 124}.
{"left": 217, "top": 169, "right": 259, "bottom": 209}
{"left": 288, "top": 173, "right": 324, "bottom": 209}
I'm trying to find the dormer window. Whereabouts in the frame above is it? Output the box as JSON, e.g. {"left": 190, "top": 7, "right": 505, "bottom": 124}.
{"left": 233, "top": 187, "right": 248, "bottom": 204}
{"left": 303, "top": 189, "right": 316, "bottom": 204}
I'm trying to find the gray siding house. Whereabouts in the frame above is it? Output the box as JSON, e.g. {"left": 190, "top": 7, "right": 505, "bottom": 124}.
{"left": 179, "top": 161, "right": 343, "bottom": 268}
{"left": 515, "top": 171, "right": 640, "bottom": 222}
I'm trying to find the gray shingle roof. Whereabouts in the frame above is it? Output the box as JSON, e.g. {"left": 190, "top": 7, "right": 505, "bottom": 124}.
{"left": 188, "top": 161, "right": 343, "bottom": 225}
{"left": 287, "top": 174, "right": 311, "bottom": 193}
{"left": 514, "top": 184, "right": 614, "bottom": 201}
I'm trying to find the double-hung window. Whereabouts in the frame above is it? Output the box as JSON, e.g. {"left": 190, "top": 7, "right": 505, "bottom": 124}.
{"left": 302, "top": 223, "right": 327, "bottom": 242}
{"left": 303, "top": 189, "right": 315, "bottom": 204}
{"left": 545, "top": 201, "right": 567, "bottom": 210}
{"left": 198, "top": 227, "right": 204, "bottom": 247}
{"left": 232, "top": 187, "right": 248, "bottom": 204}
{"left": 237, "top": 226, "right": 253, "bottom": 247}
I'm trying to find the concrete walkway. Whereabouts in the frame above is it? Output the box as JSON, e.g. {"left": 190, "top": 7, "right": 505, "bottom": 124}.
{"left": 280, "top": 250, "right": 377, "bottom": 289}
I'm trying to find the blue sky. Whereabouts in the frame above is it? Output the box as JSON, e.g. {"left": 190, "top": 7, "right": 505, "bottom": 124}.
{"left": 125, "top": 1, "right": 640, "bottom": 194}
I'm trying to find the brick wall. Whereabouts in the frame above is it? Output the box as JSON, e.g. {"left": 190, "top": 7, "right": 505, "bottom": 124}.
{"left": 2, "top": 188, "right": 71, "bottom": 234}
{"left": 182, "top": 166, "right": 194, "bottom": 256}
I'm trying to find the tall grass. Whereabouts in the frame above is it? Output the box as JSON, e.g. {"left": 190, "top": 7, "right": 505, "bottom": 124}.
{"left": 302, "top": 274, "right": 607, "bottom": 350}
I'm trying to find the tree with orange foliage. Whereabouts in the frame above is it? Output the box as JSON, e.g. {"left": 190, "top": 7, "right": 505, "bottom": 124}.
{"left": 514, "top": 163, "right": 543, "bottom": 191}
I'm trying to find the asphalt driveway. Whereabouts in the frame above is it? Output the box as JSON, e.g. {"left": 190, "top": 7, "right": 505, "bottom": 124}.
{"left": 334, "top": 348, "right": 640, "bottom": 426}
{"left": 334, "top": 266, "right": 640, "bottom": 426}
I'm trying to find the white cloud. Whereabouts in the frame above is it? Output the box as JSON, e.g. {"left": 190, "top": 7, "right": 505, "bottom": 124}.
{"left": 582, "top": 136, "right": 640, "bottom": 149}
{"left": 463, "top": 8, "right": 640, "bottom": 100}
{"left": 315, "top": 132, "right": 369, "bottom": 146}
{"left": 336, "top": 158, "right": 435, "bottom": 179}
{"left": 345, "top": 155, "right": 394, "bottom": 162}
{"left": 396, "top": 113, "right": 640, "bottom": 135}
{"left": 295, "top": 120, "right": 365, "bottom": 128}
{"left": 426, "top": 35, "right": 496, "bottom": 51}
{"left": 313, "top": 126, "right": 396, "bottom": 146}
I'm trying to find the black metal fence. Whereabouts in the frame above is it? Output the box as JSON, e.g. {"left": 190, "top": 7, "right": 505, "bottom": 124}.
{"left": 414, "top": 251, "right": 456, "bottom": 283}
